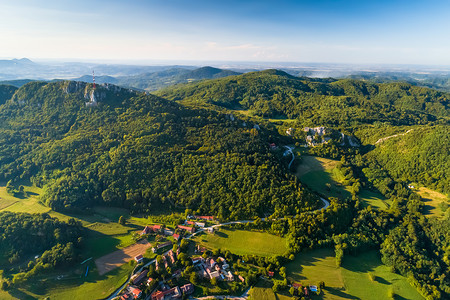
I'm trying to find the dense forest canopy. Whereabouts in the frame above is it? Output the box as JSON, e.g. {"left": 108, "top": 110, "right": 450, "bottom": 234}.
{"left": 0, "top": 81, "right": 317, "bottom": 219}
{"left": 0, "top": 211, "right": 83, "bottom": 264}
{"left": 157, "top": 70, "right": 449, "bottom": 127}
{"left": 366, "top": 126, "right": 449, "bottom": 194}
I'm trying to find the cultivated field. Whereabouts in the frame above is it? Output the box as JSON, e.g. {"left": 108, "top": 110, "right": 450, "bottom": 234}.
{"left": 416, "top": 187, "right": 449, "bottom": 218}
{"left": 193, "top": 228, "right": 288, "bottom": 257}
{"left": 297, "top": 156, "right": 387, "bottom": 209}
{"left": 95, "top": 239, "right": 151, "bottom": 275}
{"left": 285, "top": 248, "right": 424, "bottom": 300}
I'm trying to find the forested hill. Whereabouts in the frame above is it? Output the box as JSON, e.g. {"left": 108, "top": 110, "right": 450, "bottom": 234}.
{"left": 156, "top": 69, "right": 449, "bottom": 126}
{"left": 0, "top": 81, "right": 317, "bottom": 219}
{"left": 366, "top": 126, "right": 449, "bottom": 194}
{"left": 0, "top": 85, "right": 17, "bottom": 105}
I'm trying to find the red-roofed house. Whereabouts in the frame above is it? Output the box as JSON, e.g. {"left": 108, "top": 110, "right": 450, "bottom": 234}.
{"left": 151, "top": 286, "right": 181, "bottom": 300}
{"left": 197, "top": 216, "right": 215, "bottom": 221}
{"left": 292, "top": 283, "right": 302, "bottom": 290}
{"left": 135, "top": 254, "right": 144, "bottom": 264}
{"left": 268, "top": 271, "right": 274, "bottom": 277}
{"left": 173, "top": 233, "right": 181, "bottom": 241}
{"left": 177, "top": 225, "right": 195, "bottom": 233}
{"left": 130, "top": 287, "right": 142, "bottom": 299}
{"left": 120, "top": 294, "right": 132, "bottom": 300}
{"left": 141, "top": 225, "right": 162, "bottom": 235}
{"left": 185, "top": 220, "right": 195, "bottom": 225}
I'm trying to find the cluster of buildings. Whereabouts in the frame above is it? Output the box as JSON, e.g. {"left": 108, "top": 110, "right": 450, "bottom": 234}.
{"left": 155, "top": 249, "right": 178, "bottom": 271}
{"left": 192, "top": 256, "right": 240, "bottom": 283}
{"left": 291, "top": 283, "right": 318, "bottom": 298}
{"left": 150, "top": 283, "right": 194, "bottom": 300}
{"left": 152, "top": 241, "right": 173, "bottom": 254}
{"left": 120, "top": 285, "right": 143, "bottom": 300}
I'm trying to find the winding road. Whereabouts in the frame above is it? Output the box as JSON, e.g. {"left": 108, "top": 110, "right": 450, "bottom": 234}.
{"left": 284, "top": 146, "right": 295, "bottom": 170}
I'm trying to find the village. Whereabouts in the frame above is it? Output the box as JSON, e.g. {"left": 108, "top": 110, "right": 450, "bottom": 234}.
{"left": 112, "top": 215, "right": 321, "bottom": 300}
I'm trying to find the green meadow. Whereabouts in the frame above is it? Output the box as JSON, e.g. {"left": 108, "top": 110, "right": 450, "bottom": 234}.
{"left": 297, "top": 155, "right": 388, "bottom": 209}
{"left": 192, "top": 228, "right": 288, "bottom": 257}
{"left": 285, "top": 248, "right": 424, "bottom": 300}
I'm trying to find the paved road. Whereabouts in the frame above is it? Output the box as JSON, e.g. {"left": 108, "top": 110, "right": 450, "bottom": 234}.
{"left": 284, "top": 145, "right": 295, "bottom": 170}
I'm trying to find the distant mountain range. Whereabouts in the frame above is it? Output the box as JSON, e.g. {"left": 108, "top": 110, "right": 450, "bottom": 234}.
{"left": 72, "top": 66, "right": 241, "bottom": 91}
{"left": 2, "top": 58, "right": 450, "bottom": 93}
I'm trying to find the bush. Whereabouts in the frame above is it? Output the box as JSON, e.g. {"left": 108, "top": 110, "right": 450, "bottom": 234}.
{"left": 1, "top": 280, "right": 10, "bottom": 291}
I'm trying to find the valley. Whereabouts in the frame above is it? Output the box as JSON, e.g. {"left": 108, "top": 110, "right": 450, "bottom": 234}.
{"left": 0, "top": 69, "right": 447, "bottom": 300}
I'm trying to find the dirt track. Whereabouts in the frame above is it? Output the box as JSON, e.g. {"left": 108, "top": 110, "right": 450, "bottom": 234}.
{"left": 95, "top": 239, "right": 151, "bottom": 275}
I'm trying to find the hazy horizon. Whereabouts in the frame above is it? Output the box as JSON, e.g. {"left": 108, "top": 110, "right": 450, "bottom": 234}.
{"left": 2, "top": 0, "right": 450, "bottom": 65}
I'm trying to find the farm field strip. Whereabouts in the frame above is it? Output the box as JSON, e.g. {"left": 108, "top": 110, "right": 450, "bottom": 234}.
{"left": 95, "top": 239, "right": 151, "bottom": 275}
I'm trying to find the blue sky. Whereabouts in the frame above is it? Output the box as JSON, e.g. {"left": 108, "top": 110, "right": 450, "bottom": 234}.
{"left": 1, "top": 0, "right": 450, "bottom": 64}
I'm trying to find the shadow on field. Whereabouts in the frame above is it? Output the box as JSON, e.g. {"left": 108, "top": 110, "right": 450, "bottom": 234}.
{"left": 296, "top": 156, "right": 351, "bottom": 200}
{"left": 342, "top": 251, "right": 380, "bottom": 274}
{"left": 324, "top": 287, "right": 359, "bottom": 299}
{"left": 8, "top": 289, "right": 38, "bottom": 300}
{"left": 375, "top": 276, "right": 391, "bottom": 285}
{"left": 421, "top": 197, "right": 435, "bottom": 216}
{"left": 215, "top": 231, "right": 228, "bottom": 238}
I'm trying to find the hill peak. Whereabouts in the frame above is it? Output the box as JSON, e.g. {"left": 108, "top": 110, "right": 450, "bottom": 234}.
{"left": 259, "top": 69, "right": 296, "bottom": 78}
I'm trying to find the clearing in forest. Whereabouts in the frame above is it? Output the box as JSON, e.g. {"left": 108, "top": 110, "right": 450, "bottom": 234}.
{"left": 416, "top": 187, "right": 449, "bottom": 218}
{"left": 297, "top": 156, "right": 387, "bottom": 209}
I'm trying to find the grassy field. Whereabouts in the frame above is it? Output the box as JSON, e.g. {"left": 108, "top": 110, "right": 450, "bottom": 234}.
{"left": 193, "top": 228, "right": 288, "bottom": 257}
{"left": 0, "top": 184, "right": 48, "bottom": 214}
{"left": 0, "top": 183, "right": 146, "bottom": 299}
{"left": 1, "top": 262, "right": 133, "bottom": 300}
{"left": 297, "top": 156, "right": 388, "bottom": 209}
{"left": 285, "top": 248, "right": 424, "bottom": 300}
{"left": 416, "top": 187, "right": 449, "bottom": 218}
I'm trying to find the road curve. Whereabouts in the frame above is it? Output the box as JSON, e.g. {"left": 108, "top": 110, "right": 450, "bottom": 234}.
{"left": 284, "top": 146, "right": 295, "bottom": 170}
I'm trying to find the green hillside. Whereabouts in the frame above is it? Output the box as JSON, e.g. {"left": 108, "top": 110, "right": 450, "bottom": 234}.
{"left": 366, "top": 126, "right": 449, "bottom": 194}
{"left": 0, "top": 81, "right": 317, "bottom": 219}
{"left": 157, "top": 70, "right": 449, "bottom": 126}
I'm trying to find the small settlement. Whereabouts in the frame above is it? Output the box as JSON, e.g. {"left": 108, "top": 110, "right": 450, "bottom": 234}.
{"left": 116, "top": 214, "right": 319, "bottom": 300}
{"left": 117, "top": 216, "right": 228, "bottom": 300}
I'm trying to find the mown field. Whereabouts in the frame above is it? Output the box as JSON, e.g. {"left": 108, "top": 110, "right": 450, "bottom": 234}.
{"left": 0, "top": 183, "right": 146, "bottom": 300}
{"left": 416, "top": 187, "right": 449, "bottom": 218}
{"left": 297, "top": 156, "right": 388, "bottom": 209}
{"left": 284, "top": 248, "right": 424, "bottom": 300}
{"left": 192, "top": 228, "right": 288, "bottom": 257}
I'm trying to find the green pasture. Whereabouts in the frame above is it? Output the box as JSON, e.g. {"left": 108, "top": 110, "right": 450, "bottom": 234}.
{"left": 297, "top": 156, "right": 388, "bottom": 209}
{"left": 192, "top": 228, "right": 288, "bottom": 257}
{"left": 285, "top": 248, "right": 424, "bottom": 300}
